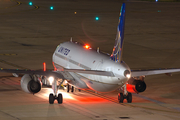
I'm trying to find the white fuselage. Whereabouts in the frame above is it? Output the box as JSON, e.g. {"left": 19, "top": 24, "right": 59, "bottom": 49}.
{"left": 52, "top": 41, "right": 130, "bottom": 92}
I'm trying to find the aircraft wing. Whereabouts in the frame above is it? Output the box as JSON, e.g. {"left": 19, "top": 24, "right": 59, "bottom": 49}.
{"left": 131, "top": 68, "right": 180, "bottom": 77}
{"left": 0, "top": 69, "right": 65, "bottom": 79}
{"left": 0, "top": 68, "right": 115, "bottom": 79}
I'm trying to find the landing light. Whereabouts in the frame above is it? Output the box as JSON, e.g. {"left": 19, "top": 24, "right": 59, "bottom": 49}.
{"left": 65, "top": 80, "right": 68, "bottom": 84}
{"left": 124, "top": 70, "right": 131, "bottom": 79}
{"left": 126, "top": 74, "right": 131, "bottom": 79}
{"left": 48, "top": 76, "right": 54, "bottom": 85}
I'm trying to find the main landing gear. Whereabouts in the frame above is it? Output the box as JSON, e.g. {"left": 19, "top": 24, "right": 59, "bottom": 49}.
{"left": 49, "top": 77, "right": 63, "bottom": 104}
{"left": 67, "top": 84, "right": 74, "bottom": 93}
{"left": 118, "top": 84, "right": 132, "bottom": 103}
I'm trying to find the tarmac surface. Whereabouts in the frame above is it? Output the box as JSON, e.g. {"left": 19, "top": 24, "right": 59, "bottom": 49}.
{"left": 0, "top": 0, "right": 180, "bottom": 119}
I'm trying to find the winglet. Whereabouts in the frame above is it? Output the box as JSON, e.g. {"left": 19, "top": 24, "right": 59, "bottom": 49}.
{"left": 111, "top": 3, "right": 126, "bottom": 63}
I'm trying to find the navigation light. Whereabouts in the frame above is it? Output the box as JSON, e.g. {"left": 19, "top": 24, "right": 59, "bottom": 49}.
{"left": 43, "top": 62, "right": 46, "bottom": 71}
{"left": 84, "top": 44, "right": 90, "bottom": 49}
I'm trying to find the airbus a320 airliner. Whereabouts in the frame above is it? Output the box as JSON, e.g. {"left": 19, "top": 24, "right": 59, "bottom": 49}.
{"left": 1, "top": 3, "right": 180, "bottom": 104}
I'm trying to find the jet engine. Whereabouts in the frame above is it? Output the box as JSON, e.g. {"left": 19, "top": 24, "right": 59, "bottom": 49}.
{"left": 126, "top": 77, "right": 146, "bottom": 93}
{"left": 21, "top": 74, "right": 42, "bottom": 94}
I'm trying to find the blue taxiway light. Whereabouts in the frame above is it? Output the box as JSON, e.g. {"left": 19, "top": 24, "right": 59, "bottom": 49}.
{"left": 50, "top": 6, "right": 54, "bottom": 10}
{"left": 29, "top": 2, "right": 33, "bottom": 6}
{"left": 95, "top": 17, "right": 99, "bottom": 21}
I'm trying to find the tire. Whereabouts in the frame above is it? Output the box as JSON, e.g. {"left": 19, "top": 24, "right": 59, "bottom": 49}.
{"left": 67, "top": 84, "right": 70, "bottom": 93}
{"left": 118, "top": 93, "right": 124, "bottom": 103}
{"left": 71, "top": 86, "right": 74, "bottom": 92}
{"left": 57, "top": 93, "right": 63, "bottom": 104}
{"left": 49, "top": 93, "right": 55, "bottom": 104}
{"left": 127, "top": 93, "right": 132, "bottom": 103}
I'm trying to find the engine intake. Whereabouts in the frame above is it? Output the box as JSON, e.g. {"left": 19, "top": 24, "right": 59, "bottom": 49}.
{"left": 21, "top": 74, "right": 41, "bottom": 94}
{"left": 126, "top": 78, "right": 146, "bottom": 93}
{"left": 135, "top": 80, "right": 146, "bottom": 92}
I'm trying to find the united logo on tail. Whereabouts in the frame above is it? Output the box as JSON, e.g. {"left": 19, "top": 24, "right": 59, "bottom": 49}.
{"left": 111, "top": 3, "right": 126, "bottom": 63}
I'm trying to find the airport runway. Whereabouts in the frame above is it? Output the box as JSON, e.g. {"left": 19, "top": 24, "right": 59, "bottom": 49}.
{"left": 0, "top": 0, "right": 180, "bottom": 119}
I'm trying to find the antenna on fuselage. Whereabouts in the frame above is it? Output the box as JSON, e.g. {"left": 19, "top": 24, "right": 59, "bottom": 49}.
{"left": 97, "top": 47, "right": 99, "bottom": 53}
{"left": 70, "top": 37, "right": 72, "bottom": 42}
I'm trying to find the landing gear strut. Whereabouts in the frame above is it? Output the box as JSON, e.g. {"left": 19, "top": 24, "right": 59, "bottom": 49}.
{"left": 49, "top": 77, "right": 63, "bottom": 104}
{"left": 118, "top": 84, "right": 132, "bottom": 103}
{"left": 67, "top": 84, "right": 70, "bottom": 93}
{"left": 71, "top": 86, "right": 74, "bottom": 92}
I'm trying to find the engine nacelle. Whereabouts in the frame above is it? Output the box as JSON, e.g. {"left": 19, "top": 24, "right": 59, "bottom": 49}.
{"left": 126, "top": 78, "right": 146, "bottom": 93}
{"left": 21, "top": 74, "right": 42, "bottom": 94}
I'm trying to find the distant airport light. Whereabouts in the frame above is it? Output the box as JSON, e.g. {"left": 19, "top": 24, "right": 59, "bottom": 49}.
{"left": 29, "top": 2, "right": 33, "bottom": 6}
{"left": 95, "top": 17, "right": 99, "bottom": 21}
{"left": 156, "top": 0, "right": 158, "bottom": 2}
{"left": 84, "top": 44, "right": 90, "bottom": 49}
{"left": 50, "top": 6, "right": 54, "bottom": 10}
{"left": 74, "top": 12, "right": 77, "bottom": 14}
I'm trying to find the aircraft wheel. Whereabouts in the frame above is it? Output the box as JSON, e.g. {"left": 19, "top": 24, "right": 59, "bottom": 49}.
{"left": 127, "top": 93, "right": 132, "bottom": 103}
{"left": 49, "top": 93, "right": 55, "bottom": 104}
{"left": 67, "top": 84, "right": 70, "bottom": 93}
{"left": 57, "top": 93, "right": 63, "bottom": 104}
{"left": 71, "top": 86, "right": 74, "bottom": 92}
{"left": 118, "top": 93, "right": 124, "bottom": 103}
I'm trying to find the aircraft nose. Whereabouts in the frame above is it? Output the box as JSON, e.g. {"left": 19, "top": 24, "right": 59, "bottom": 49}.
{"left": 124, "top": 70, "right": 131, "bottom": 79}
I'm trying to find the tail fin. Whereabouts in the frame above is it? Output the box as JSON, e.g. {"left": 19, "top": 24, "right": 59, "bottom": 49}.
{"left": 110, "top": 3, "right": 126, "bottom": 63}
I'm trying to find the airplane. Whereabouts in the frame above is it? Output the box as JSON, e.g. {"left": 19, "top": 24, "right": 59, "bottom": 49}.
{"left": 1, "top": 3, "right": 180, "bottom": 104}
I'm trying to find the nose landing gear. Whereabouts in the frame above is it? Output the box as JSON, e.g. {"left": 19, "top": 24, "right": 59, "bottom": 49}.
{"left": 118, "top": 92, "right": 132, "bottom": 103}
{"left": 49, "top": 93, "right": 63, "bottom": 104}
{"left": 118, "top": 84, "right": 132, "bottom": 103}
{"left": 49, "top": 77, "right": 63, "bottom": 104}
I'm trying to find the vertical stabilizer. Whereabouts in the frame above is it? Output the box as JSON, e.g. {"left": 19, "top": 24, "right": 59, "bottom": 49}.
{"left": 111, "top": 3, "right": 126, "bottom": 63}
